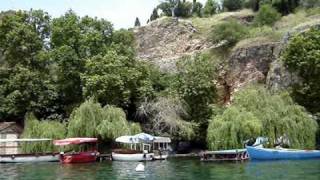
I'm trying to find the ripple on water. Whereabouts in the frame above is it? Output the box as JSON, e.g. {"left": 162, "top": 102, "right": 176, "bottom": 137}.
{"left": 0, "top": 158, "right": 319, "bottom": 180}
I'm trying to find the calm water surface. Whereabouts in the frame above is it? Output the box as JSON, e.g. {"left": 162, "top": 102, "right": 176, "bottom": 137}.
{"left": 0, "top": 158, "right": 319, "bottom": 180}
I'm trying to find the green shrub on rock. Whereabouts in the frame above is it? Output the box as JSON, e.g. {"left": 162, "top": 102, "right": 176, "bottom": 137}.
{"left": 254, "top": 4, "right": 281, "bottom": 26}
{"left": 211, "top": 20, "right": 248, "bottom": 47}
{"left": 282, "top": 28, "right": 320, "bottom": 113}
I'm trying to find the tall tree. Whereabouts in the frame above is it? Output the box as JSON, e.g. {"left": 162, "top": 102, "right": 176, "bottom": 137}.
{"left": 150, "top": 8, "right": 159, "bottom": 21}
{"left": 192, "top": 0, "right": 204, "bottom": 17}
{"left": 222, "top": 0, "right": 244, "bottom": 11}
{"left": 134, "top": 17, "right": 141, "bottom": 27}
{"left": 0, "top": 10, "right": 58, "bottom": 121}
{"left": 203, "top": 0, "right": 219, "bottom": 16}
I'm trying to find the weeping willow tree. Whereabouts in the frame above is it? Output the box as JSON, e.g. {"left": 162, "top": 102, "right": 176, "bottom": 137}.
{"left": 207, "top": 86, "right": 318, "bottom": 150}
{"left": 67, "top": 99, "right": 141, "bottom": 140}
{"left": 67, "top": 98, "right": 104, "bottom": 137}
{"left": 21, "top": 113, "right": 66, "bottom": 153}
{"left": 97, "top": 106, "right": 141, "bottom": 140}
{"left": 138, "top": 96, "right": 196, "bottom": 140}
{"left": 207, "top": 106, "right": 262, "bottom": 150}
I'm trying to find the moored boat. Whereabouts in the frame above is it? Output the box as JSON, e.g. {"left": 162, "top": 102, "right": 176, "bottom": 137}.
{"left": 152, "top": 137, "right": 171, "bottom": 160}
{"left": 0, "top": 139, "right": 59, "bottom": 163}
{"left": 112, "top": 133, "right": 155, "bottom": 161}
{"left": 246, "top": 146, "right": 320, "bottom": 160}
{"left": 54, "top": 137, "right": 99, "bottom": 163}
{"left": 200, "top": 149, "right": 249, "bottom": 162}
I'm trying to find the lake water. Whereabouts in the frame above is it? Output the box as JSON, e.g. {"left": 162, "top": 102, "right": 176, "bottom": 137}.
{"left": 0, "top": 158, "right": 319, "bottom": 180}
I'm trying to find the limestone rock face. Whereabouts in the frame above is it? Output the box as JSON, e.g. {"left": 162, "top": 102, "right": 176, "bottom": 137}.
{"left": 134, "top": 17, "right": 213, "bottom": 71}
{"left": 225, "top": 42, "right": 280, "bottom": 100}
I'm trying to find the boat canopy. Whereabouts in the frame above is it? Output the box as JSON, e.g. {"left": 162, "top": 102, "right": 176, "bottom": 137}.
{"left": 115, "top": 136, "right": 139, "bottom": 144}
{"left": 133, "top": 133, "right": 155, "bottom": 142}
{"left": 115, "top": 133, "right": 156, "bottom": 144}
{"left": 0, "top": 138, "right": 52, "bottom": 142}
{"left": 53, "top": 138, "right": 97, "bottom": 146}
{"left": 154, "top": 137, "right": 171, "bottom": 143}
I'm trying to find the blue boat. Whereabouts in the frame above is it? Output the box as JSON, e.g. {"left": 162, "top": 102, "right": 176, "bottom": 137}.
{"left": 246, "top": 146, "right": 320, "bottom": 160}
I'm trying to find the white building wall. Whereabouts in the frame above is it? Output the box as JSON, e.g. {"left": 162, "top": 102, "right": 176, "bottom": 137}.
{"left": 0, "top": 133, "right": 19, "bottom": 155}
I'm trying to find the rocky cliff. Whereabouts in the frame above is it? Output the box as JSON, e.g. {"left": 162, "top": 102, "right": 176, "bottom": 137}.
{"left": 133, "top": 14, "right": 320, "bottom": 103}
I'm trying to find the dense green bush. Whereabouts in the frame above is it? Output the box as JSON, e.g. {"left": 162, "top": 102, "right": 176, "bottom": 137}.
{"left": 207, "top": 86, "right": 318, "bottom": 150}
{"left": 282, "top": 28, "right": 320, "bottom": 113}
{"left": 254, "top": 4, "right": 281, "bottom": 26}
{"left": 211, "top": 20, "right": 248, "bottom": 47}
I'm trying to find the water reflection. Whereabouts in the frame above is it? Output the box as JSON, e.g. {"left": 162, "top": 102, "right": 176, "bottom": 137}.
{"left": 0, "top": 158, "right": 319, "bottom": 180}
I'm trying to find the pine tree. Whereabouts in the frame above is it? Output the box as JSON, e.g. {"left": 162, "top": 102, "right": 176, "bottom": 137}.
{"left": 150, "top": 8, "right": 159, "bottom": 21}
{"left": 134, "top": 17, "right": 141, "bottom": 27}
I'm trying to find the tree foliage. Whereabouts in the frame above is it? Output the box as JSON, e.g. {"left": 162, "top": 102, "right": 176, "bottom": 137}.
{"left": 150, "top": 8, "right": 159, "bottom": 21}
{"left": 203, "top": 0, "right": 219, "bottom": 16}
{"left": 137, "top": 96, "right": 195, "bottom": 140}
{"left": 21, "top": 113, "right": 66, "bottom": 153}
{"left": 254, "top": 4, "right": 281, "bottom": 26}
{"left": 223, "top": 0, "right": 244, "bottom": 11}
{"left": 192, "top": 0, "right": 204, "bottom": 17}
{"left": 282, "top": 28, "right": 320, "bottom": 113}
{"left": 134, "top": 17, "right": 141, "bottom": 27}
{"left": 157, "top": 0, "right": 193, "bottom": 17}
{"left": 81, "top": 51, "right": 155, "bottom": 108}
{"left": 0, "top": 10, "right": 142, "bottom": 122}
{"left": 67, "top": 99, "right": 141, "bottom": 140}
{"left": 207, "top": 86, "right": 318, "bottom": 150}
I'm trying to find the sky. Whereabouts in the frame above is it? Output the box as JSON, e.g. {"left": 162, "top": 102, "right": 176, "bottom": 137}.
{"left": 0, "top": 0, "right": 208, "bottom": 29}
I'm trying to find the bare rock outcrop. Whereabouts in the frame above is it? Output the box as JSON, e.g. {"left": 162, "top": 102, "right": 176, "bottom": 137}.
{"left": 134, "top": 17, "right": 213, "bottom": 71}
{"left": 224, "top": 42, "right": 280, "bottom": 101}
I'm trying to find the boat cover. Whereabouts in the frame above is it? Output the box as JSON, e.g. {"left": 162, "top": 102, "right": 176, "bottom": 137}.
{"left": 0, "top": 138, "right": 52, "bottom": 142}
{"left": 133, "top": 133, "right": 155, "bottom": 142}
{"left": 115, "top": 136, "right": 139, "bottom": 143}
{"left": 53, "top": 138, "right": 97, "bottom": 146}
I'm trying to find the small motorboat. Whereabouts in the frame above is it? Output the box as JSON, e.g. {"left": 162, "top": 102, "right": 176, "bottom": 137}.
{"left": 200, "top": 149, "right": 249, "bottom": 162}
{"left": 54, "top": 137, "right": 99, "bottom": 163}
{"left": 0, "top": 138, "right": 59, "bottom": 163}
{"left": 246, "top": 146, "right": 320, "bottom": 160}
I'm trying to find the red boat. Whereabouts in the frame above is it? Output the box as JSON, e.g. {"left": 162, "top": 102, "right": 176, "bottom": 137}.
{"left": 53, "top": 138, "right": 99, "bottom": 164}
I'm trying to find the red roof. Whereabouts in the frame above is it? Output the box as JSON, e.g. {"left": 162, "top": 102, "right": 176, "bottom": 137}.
{"left": 53, "top": 138, "right": 97, "bottom": 146}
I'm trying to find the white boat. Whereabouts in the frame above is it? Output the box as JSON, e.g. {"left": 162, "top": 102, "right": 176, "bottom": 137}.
{"left": 112, "top": 133, "right": 155, "bottom": 161}
{"left": 0, "top": 138, "right": 59, "bottom": 163}
{"left": 112, "top": 134, "right": 172, "bottom": 161}
{"left": 112, "top": 151, "right": 154, "bottom": 161}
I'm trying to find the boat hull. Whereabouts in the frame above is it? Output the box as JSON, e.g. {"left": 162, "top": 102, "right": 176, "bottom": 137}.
{"left": 247, "top": 146, "right": 320, "bottom": 160}
{"left": 60, "top": 152, "right": 98, "bottom": 163}
{"left": 0, "top": 154, "right": 59, "bottom": 163}
{"left": 153, "top": 154, "right": 168, "bottom": 160}
{"left": 112, "top": 152, "right": 154, "bottom": 161}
